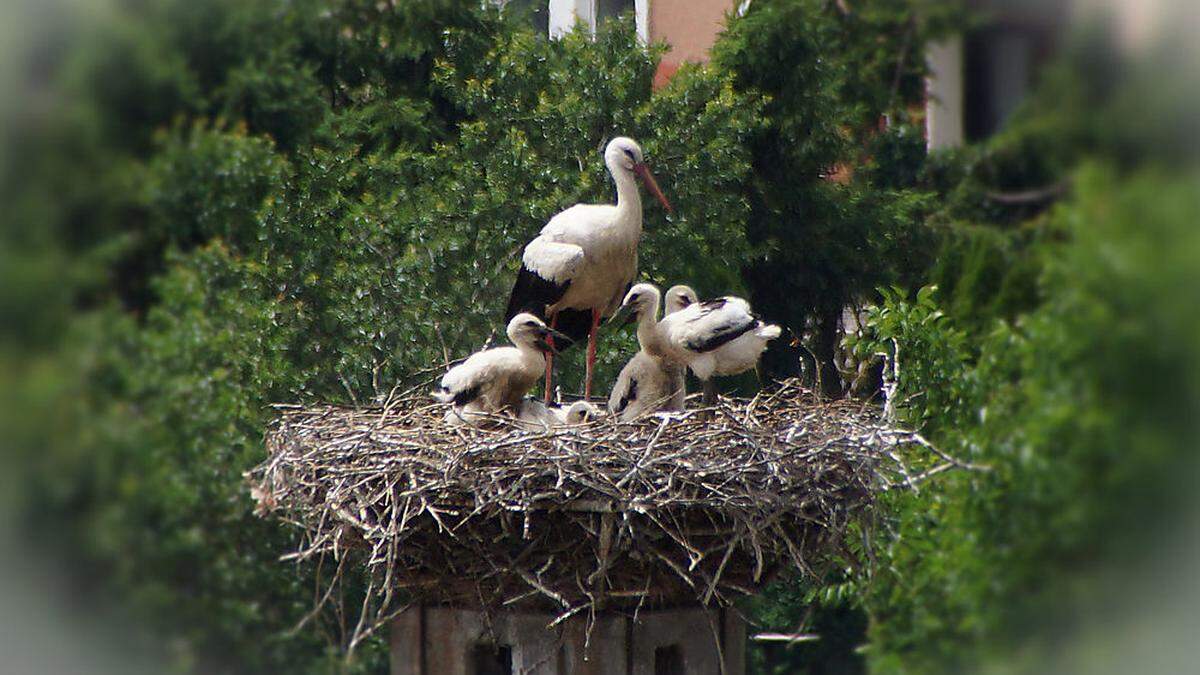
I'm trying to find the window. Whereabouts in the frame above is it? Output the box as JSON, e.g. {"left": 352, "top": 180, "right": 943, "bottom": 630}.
{"left": 959, "top": 1, "right": 1066, "bottom": 142}
{"left": 964, "top": 27, "right": 1038, "bottom": 140}
{"left": 543, "top": 1, "right": 647, "bottom": 42}
{"left": 654, "top": 644, "right": 684, "bottom": 675}
{"left": 506, "top": 0, "right": 549, "bottom": 36}
{"left": 471, "top": 643, "right": 513, "bottom": 675}
{"left": 596, "top": 0, "right": 635, "bottom": 25}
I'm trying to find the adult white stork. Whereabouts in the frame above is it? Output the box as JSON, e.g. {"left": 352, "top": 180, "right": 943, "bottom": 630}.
{"left": 434, "top": 313, "right": 567, "bottom": 421}
{"left": 619, "top": 284, "right": 781, "bottom": 403}
{"left": 505, "top": 137, "right": 672, "bottom": 403}
{"left": 607, "top": 284, "right": 686, "bottom": 421}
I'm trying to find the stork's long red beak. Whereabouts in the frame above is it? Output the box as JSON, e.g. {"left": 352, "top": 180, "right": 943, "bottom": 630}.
{"left": 634, "top": 163, "right": 673, "bottom": 213}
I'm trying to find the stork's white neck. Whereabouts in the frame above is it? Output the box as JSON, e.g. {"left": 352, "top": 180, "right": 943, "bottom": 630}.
{"left": 516, "top": 342, "right": 550, "bottom": 368}
{"left": 609, "top": 162, "right": 641, "bottom": 220}
{"left": 635, "top": 297, "right": 663, "bottom": 353}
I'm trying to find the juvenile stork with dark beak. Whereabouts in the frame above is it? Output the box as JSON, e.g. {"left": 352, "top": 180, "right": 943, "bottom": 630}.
{"left": 505, "top": 137, "right": 672, "bottom": 402}
{"left": 434, "top": 313, "right": 568, "bottom": 422}
{"left": 662, "top": 285, "right": 782, "bottom": 403}
{"left": 607, "top": 284, "right": 687, "bottom": 421}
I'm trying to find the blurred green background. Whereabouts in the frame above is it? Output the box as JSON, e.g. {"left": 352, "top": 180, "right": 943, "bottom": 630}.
{"left": 1, "top": 0, "right": 1197, "bottom": 673}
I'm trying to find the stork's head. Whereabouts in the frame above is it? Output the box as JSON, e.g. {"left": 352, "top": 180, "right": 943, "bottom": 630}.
{"left": 507, "top": 313, "right": 569, "bottom": 354}
{"left": 611, "top": 282, "right": 662, "bottom": 326}
{"left": 563, "top": 400, "right": 599, "bottom": 425}
{"left": 664, "top": 284, "right": 699, "bottom": 315}
{"left": 605, "top": 137, "right": 672, "bottom": 213}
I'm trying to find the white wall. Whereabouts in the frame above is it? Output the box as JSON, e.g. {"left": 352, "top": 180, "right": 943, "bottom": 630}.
{"left": 548, "top": 0, "right": 589, "bottom": 38}
{"left": 925, "top": 37, "right": 964, "bottom": 150}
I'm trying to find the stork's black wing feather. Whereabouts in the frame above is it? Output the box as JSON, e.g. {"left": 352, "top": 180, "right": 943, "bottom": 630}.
{"left": 685, "top": 317, "right": 757, "bottom": 353}
{"left": 682, "top": 298, "right": 730, "bottom": 325}
{"left": 614, "top": 376, "right": 638, "bottom": 414}
{"left": 506, "top": 264, "right": 569, "bottom": 322}
{"left": 549, "top": 308, "right": 592, "bottom": 346}
{"left": 504, "top": 265, "right": 593, "bottom": 348}
{"left": 446, "top": 384, "right": 481, "bottom": 407}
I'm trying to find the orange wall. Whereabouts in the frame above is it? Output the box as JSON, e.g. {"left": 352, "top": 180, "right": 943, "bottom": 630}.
{"left": 650, "top": 0, "right": 736, "bottom": 87}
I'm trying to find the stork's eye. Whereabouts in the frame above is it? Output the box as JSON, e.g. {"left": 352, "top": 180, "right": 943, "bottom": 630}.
{"left": 623, "top": 148, "right": 636, "bottom": 159}
{"left": 524, "top": 321, "right": 538, "bottom": 327}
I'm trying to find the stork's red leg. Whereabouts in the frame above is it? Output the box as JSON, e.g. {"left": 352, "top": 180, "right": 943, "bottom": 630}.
{"left": 544, "top": 313, "right": 557, "bottom": 404}
{"left": 584, "top": 309, "right": 602, "bottom": 400}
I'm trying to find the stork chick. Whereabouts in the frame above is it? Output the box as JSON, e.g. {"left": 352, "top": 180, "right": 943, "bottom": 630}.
{"left": 434, "top": 313, "right": 567, "bottom": 420}
{"left": 662, "top": 285, "right": 781, "bottom": 403}
{"left": 516, "top": 398, "right": 602, "bottom": 431}
{"left": 557, "top": 400, "right": 601, "bottom": 425}
{"left": 607, "top": 284, "right": 687, "bottom": 421}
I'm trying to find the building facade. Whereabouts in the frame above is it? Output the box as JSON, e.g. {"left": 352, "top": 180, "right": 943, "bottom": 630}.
{"left": 509, "top": 0, "right": 739, "bottom": 87}
{"left": 509, "top": 1, "right": 1149, "bottom": 151}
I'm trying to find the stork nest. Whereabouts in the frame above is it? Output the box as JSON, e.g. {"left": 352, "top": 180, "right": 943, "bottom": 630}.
{"left": 247, "top": 379, "right": 968, "bottom": 649}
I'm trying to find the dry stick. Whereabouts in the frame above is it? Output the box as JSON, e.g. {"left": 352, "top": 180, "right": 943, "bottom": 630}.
{"left": 288, "top": 550, "right": 349, "bottom": 637}
{"left": 904, "top": 431, "right": 992, "bottom": 472}
{"left": 631, "top": 572, "right": 653, "bottom": 625}
{"left": 515, "top": 566, "right": 571, "bottom": 609}
{"left": 703, "top": 538, "right": 740, "bottom": 605}
{"left": 547, "top": 603, "right": 588, "bottom": 630}
{"left": 706, "top": 609, "right": 729, "bottom": 675}
{"left": 346, "top": 573, "right": 377, "bottom": 655}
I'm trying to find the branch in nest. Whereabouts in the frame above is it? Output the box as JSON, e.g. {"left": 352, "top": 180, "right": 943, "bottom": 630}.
{"left": 985, "top": 179, "right": 1071, "bottom": 205}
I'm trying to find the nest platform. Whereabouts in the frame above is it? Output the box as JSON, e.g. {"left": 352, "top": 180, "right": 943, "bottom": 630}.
{"left": 248, "top": 379, "right": 954, "bottom": 645}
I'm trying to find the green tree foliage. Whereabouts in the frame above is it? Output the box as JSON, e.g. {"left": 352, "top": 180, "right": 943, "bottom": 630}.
{"left": 711, "top": 0, "right": 961, "bottom": 395}
{"left": 7, "top": 1, "right": 1196, "bottom": 674}
{"left": 5, "top": 3, "right": 760, "bottom": 672}
{"left": 738, "top": 11, "right": 1200, "bottom": 674}
{"left": 847, "top": 165, "right": 1200, "bottom": 673}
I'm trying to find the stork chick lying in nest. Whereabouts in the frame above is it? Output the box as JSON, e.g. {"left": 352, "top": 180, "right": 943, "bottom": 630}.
{"left": 515, "top": 398, "right": 600, "bottom": 431}
{"left": 443, "top": 397, "right": 600, "bottom": 430}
